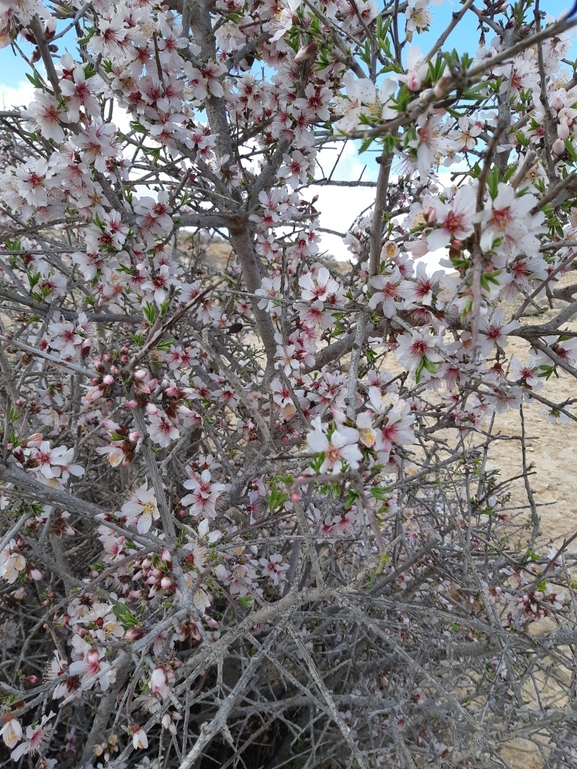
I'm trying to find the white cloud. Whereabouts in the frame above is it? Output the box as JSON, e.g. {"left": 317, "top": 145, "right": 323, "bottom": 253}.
{"left": 312, "top": 140, "right": 379, "bottom": 261}
{"left": 0, "top": 79, "right": 35, "bottom": 110}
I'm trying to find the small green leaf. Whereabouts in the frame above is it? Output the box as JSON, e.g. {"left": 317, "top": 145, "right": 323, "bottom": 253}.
{"left": 143, "top": 302, "right": 156, "bottom": 324}
{"left": 111, "top": 599, "right": 139, "bottom": 628}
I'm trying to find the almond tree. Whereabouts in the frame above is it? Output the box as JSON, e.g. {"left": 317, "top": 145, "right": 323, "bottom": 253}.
{"left": 1, "top": 1, "right": 577, "bottom": 767}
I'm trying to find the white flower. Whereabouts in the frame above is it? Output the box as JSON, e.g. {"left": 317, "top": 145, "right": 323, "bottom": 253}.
{"left": 148, "top": 414, "right": 180, "bottom": 448}
{"left": 150, "top": 667, "right": 170, "bottom": 699}
{"left": 260, "top": 554, "right": 288, "bottom": 585}
{"left": 23, "top": 92, "right": 65, "bottom": 143}
{"left": 395, "top": 330, "right": 442, "bottom": 376}
{"left": 335, "top": 73, "right": 397, "bottom": 133}
{"left": 398, "top": 46, "right": 428, "bottom": 91}
{"left": 10, "top": 712, "right": 54, "bottom": 761}
{"left": 307, "top": 418, "right": 363, "bottom": 474}
{"left": 425, "top": 185, "right": 478, "bottom": 251}
{"left": 194, "top": 586, "right": 212, "bottom": 613}
{"left": 480, "top": 184, "right": 543, "bottom": 258}
{"left": 1, "top": 715, "right": 22, "bottom": 749}
{"left": 479, "top": 308, "right": 520, "bottom": 351}
{"left": 68, "top": 648, "right": 116, "bottom": 691}
{"left": 121, "top": 482, "right": 160, "bottom": 534}
{"left": 256, "top": 276, "right": 282, "bottom": 312}
{"left": 299, "top": 266, "right": 340, "bottom": 303}
{"left": 0, "top": 540, "right": 26, "bottom": 584}
{"left": 132, "top": 724, "right": 148, "bottom": 750}
{"left": 270, "top": 0, "right": 302, "bottom": 42}
{"left": 369, "top": 267, "right": 403, "bottom": 318}
{"left": 356, "top": 412, "right": 377, "bottom": 448}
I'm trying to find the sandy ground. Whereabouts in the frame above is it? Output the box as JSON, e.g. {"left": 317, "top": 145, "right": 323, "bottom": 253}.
{"left": 489, "top": 330, "right": 577, "bottom": 554}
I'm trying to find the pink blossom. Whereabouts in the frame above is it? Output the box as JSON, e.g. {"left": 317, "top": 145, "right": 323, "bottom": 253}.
{"left": 425, "top": 186, "right": 478, "bottom": 251}
{"left": 480, "top": 184, "right": 543, "bottom": 258}
{"left": 259, "top": 554, "right": 288, "bottom": 585}
{"left": 24, "top": 92, "right": 65, "bottom": 142}
{"left": 307, "top": 418, "right": 362, "bottom": 474}
{"left": 59, "top": 56, "right": 101, "bottom": 122}
{"left": 395, "top": 330, "right": 442, "bottom": 377}
{"left": 150, "top": 666, "right": 170, "bottom": 698}
{"left": 181, "top": 469, "right": 227, "bottom": 518}
{"left": 369, "top": 267, "right": 403, "bottom": 317}
{"left": 479, "top": 308, "right": 520, "bottom": 352}
{"left": 10, "top": 713, "right": 54, "bottom": 761}
{"left": 148, "top": 413, "right": 180, "bottom": 447}
{"left": 69, "top": 648, "right": 116, "bottom": 691}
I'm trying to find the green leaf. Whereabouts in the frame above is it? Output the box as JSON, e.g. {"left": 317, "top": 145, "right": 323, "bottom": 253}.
{"left": 26, "top": 71, "right": 44, "bottom": 88}
{"left": 111, "top": 599, "right": 140, "bottom": 628}
{"left": 143, "top": 302, "right": 157, "bottom": 324}
{"left": 486, "top": 166, "right": 499, "bottom": 199}
{"left": 503, "top": 165, "right": 517, "bottom": 183}
{"left": 359, "top": 133, "right": 377, "bottom": 153}
{"left": 267, "top": 478, "right": 289, "bottom": 512}
{"left": 565, "top": 138, "right": 577, "bottom": 162}
{"left": 309, "top": 452, "right": 325, "bottom": 473}
{"left": 422, "top": 357, "right": 438, "bottom": 374}
{"left": 415, "top": 358, "right": 425, "bottom": 384}
{"left": 156, "top": 338, "right": 173, "bottom": 352}
{"left": 238, "top": 595, "right": 253, "bottom": 608}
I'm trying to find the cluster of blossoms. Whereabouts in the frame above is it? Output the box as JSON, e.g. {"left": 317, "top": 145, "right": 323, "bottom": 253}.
{"left": 1, "top": 0, "right": 577, "bottom": 766}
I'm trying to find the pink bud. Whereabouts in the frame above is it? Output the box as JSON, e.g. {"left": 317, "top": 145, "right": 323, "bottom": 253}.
{"left": 433, "top": 77, "right": 450, "bottom": 99}
{"left": 150, "top": 666, "right": 166, "bottom": 692}
{"left": 423, "top": 205, "right": 437, "bottom": 224}
{"left": 145, "top": 402, "right": 158, "bottom": 416}
{"left": 160, "top": 576, "right": 173, "bottom": 590}
{"left": 294, "top": 41, "right": 318, "bottom": 63}
{"left": 552, "top": 137, "right": 566, "bottom": 155}
{"left": 124, "top": 626, "right": 144, "bottom": 641}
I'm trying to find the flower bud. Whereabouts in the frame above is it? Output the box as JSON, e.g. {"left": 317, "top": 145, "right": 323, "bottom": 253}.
{"left": 124, "top": 626, "right": 144, "bottom": 641}
{"left": 557, "top": 122, "right": 570, "bottom": 140}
